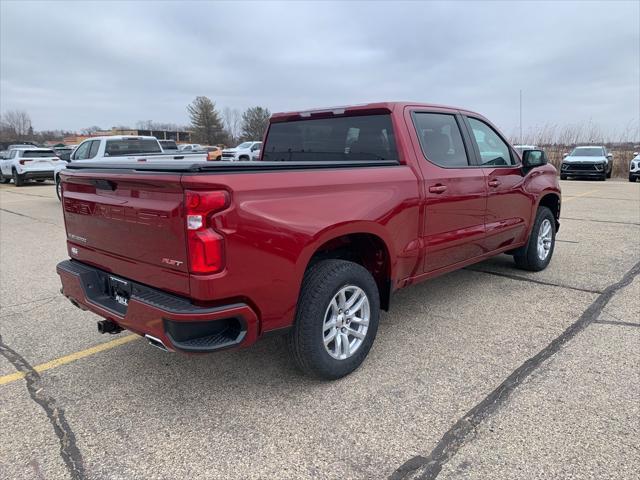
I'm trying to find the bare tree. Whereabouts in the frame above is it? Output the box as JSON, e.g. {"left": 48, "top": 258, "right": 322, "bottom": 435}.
{"left": 2, "top": 110, "right": 32, "bottom": 138}
{"left": 80, "top": 125, "right": 103, "bottom": 135}
{"left": 222, "top": 107, "right": 242, "bottom": 145}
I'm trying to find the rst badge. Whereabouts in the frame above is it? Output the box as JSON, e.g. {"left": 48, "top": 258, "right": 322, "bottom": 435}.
{"left": 162, "top": 258, "right": 184, "bottom": 267}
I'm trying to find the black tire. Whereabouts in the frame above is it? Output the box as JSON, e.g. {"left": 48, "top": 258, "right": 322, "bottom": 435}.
{"left": 12, "top": 169, "right": 24, "bottom": 187}
{"left": 606, "top": 169, "right": 612, "bottom": 179}
{"left": 287, "top": 259, "right": 380, "bottom": 380}
{"left": 630, "top": 175, "right": 636, "bottom": 183}
{"left": 0, "top": 175, "right": 10, "bottom": 184}
{"left": 55, "top": 175, "right": 62, "bottom": 201}
{"left": 239, "top": 155, "right": 249, "bottom": 161}
{"left": 560, "top": 174, "right": 567, "bottom": 180}
{"left": 514, "top": 206, "right": 556, "bottom": 272}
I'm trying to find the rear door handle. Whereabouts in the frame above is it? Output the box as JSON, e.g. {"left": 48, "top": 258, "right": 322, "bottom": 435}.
{"left": 428, "top": 184, "right": 448, "bottom": 194}
{"left": 488, "top": 179, "right": 501, "bottom": 187}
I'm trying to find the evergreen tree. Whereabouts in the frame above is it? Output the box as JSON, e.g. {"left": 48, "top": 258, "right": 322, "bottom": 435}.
{"left": 187, "top": 96, "right": 225, "bottom": 144}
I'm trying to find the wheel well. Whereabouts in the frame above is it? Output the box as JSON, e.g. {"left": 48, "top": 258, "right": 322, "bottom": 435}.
{"left": 307, "top": 233, "right": 391, "bottom": 311}
{"left": 539, "top": 193, "right": 560, "bottom": 230}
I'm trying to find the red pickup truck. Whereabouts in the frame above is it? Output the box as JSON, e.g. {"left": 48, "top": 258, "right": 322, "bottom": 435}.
{"left": 57, "top": 102, "right": 560, "bottom": 379}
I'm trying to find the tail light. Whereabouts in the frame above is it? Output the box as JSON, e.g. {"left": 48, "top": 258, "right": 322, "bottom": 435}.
{"left": 184, "top": 190, "right": 230, "bottom": 274}
{"left": 207, "top": 151, "right": 214, "bottom": 161}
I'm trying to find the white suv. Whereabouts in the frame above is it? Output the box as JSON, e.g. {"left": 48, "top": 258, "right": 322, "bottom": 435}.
{"left": 0, "top": 148, "right": 64, "bottom": 186}
{"left": 630, "top": 152, "right": 640, "bottom": 182}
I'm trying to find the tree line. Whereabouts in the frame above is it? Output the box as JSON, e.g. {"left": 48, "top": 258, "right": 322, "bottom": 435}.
{"left": 0, "top": 96, "right": 271, "bottom": 147}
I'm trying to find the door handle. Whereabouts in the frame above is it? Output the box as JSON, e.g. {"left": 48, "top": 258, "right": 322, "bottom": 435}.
{"left": 428, "top": 184, "right": 448, "bottom": 194}
{"left": 488, "top": 179, "right": 501, "bottom": 187}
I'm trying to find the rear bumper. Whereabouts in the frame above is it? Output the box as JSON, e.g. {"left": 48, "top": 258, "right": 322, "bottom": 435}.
{"left": 57, "top": 260, "right": 258, "bottom": 353}
{"left": 20, "top": 170, "right": 55, "bottom": 180}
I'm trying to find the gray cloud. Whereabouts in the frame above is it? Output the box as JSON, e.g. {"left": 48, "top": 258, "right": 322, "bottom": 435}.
{"left": 1, "top": 0, "right": 638, "bottom": 138}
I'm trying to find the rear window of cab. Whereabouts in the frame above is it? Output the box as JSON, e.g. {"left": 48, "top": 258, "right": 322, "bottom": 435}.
{"left": 262, "top": 114, "right": 398, "bottom": 162}
{"left": 22, "top": 150, "right": 57, "bottom": 158}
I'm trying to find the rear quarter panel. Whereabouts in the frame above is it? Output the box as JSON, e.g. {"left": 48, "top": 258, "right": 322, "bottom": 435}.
{"left": 182, "top": 165, "right": 421, "bottom": 332}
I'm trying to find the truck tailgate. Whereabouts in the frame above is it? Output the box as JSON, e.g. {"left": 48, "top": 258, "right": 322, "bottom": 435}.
{"left": 61, "top": 171, "right": 190, "bottom": 296}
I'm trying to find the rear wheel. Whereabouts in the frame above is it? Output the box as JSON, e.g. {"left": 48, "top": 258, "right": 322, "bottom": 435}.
{"left": 0, "top": 174, "right": 10, "bottom": 184}
{"left": 630, "top": 174, "right": 637, "bottom": 183}
{"left": 514, "top": 206, "right": 556, "bottom": 271}
{"left": 55, "top": 175, "right": 62, "bottom": 200}
{"left": 287, "top": 259, "right": 380, "bottom": 379}
{"left": 12, "top": 169, "right": 24, "bottom": 187}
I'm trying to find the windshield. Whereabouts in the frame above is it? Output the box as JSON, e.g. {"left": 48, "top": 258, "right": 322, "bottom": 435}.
{"left": 570, "top": 147, "right": 604, "bottom": 157}
{"left": 22, "top": 150, "right": 57, "bottom": 158}
{"left": 105, "top": 138, "right": 161, "bottom": 156}
{"left": 262, "top": 114, "right": 398, "bottom": 162}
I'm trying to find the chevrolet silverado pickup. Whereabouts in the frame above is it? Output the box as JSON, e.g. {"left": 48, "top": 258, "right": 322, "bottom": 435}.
{"left": 57, "top": 102, "right": 561, "bottom": 379}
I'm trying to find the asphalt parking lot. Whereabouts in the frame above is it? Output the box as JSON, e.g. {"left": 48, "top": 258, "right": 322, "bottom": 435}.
{"left": 0, "top": 179, "right": 638, "bottom": 480}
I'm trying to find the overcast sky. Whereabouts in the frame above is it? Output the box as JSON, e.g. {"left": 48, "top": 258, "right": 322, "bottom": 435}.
{"left": 1, "top": 0, "right": 638, "bottom": 138}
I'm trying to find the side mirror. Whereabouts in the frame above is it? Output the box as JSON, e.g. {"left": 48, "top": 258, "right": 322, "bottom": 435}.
{"left": 522, "top": 149, "right": 547, "bottom": 170}
{"left": 563, "top": 153, "right": 569, "bottom": 158}
{"left": 634, "top": 152, "right": 638, "bottom": 156}
{"left": 606, "top": 153, "right": 613, "bottom": 159}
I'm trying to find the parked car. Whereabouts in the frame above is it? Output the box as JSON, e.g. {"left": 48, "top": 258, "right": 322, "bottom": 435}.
{"left": 159, "top": 140, "right": 179, "bottom": 152}
{"left": 221, "top": 141, "right": 262, "bottom": 161}
{"left": 53, "top": 136, "right": 207, "bottom": 200}
{"left": 178, "top": 143, "right": 204, "bottom": 152}
{"left": 204, "top": 146, "right": 222, "bottom": 161}
{"left": 560, "top": 145, "right": 613, "bottom": 180}
{"left": 630, "top": 152, "right": 640, "bottom": 182}
{"left": 57, "top": 102, "right": 560, "bottom": 379}
{"left": 0, "top": 148, "right": 64, "bottom": 186}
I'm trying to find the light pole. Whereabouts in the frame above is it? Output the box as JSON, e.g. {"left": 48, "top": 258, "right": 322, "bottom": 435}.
{"left": 519, "top": 89, "right": 523, "bottom": 146}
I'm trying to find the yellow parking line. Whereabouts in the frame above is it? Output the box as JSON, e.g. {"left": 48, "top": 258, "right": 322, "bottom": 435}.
{"left": 563, "top": 189, "right": 600, "bottom": 203}
{"left": 0, "top": 334, "right": 140, "bottom": 386}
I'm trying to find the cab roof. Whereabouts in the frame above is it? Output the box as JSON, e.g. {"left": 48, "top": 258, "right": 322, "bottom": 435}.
{"left": 271, "top": 101, "right": 483, "bottom": 122}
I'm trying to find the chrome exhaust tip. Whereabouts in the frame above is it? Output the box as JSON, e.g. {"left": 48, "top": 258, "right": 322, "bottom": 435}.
{"left": 145, "top": 334, "right": 169, "bottom": 352}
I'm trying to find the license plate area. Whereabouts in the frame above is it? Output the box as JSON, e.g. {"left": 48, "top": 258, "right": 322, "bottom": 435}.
{"left": 108, "top": 276, "right": 131, "bottom": 307}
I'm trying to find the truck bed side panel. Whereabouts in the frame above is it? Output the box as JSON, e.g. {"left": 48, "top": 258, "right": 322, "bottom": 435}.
{"left": 182, "top": 165, "right": 421, "bottom": 331}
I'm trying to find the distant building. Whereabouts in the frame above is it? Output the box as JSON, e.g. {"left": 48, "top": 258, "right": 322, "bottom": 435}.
{"left": 63, "top": 128, "right": 192, "bottom": 145}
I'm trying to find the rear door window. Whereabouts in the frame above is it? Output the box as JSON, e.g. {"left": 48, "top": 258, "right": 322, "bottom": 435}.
{"left": 262, "top": 114, "right": 398, "bottom": 162}
{"left": 413, "top": 113, "right": 469, "bottom": 167}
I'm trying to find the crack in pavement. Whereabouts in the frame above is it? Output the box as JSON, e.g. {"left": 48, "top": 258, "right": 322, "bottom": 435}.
{"left": 1, "top": 190, "right": 56, "bottom": 199}
{"left": 593, "top": 319, "right": 640, "bottom": 328}
{"left": 464, "top": 267, "right": 603, "bottom": 295}
{"left": 390, "top": 260, "right": 640, "bottom": 480}
{"left": 561, "top": 217, "right": 640, "bottom": 226}
{"left": 1, "top": 295, "right": 59, "bottom": 310}
{"left": 0, "top": 208, "right": 62, "bottom": 227}
{"left": 0, "top": 333, "right": 86, "bottom": 480}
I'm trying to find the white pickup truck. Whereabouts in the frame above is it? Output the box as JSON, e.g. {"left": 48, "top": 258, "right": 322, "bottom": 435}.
{"left": 1, "top": 147, "right": 66, "bottom": 186}
{"left": 221, "top": 141, "right": 262, "bottom": 161}
{"left": 54, "top": 136, "right": 207, "bottom": 199}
